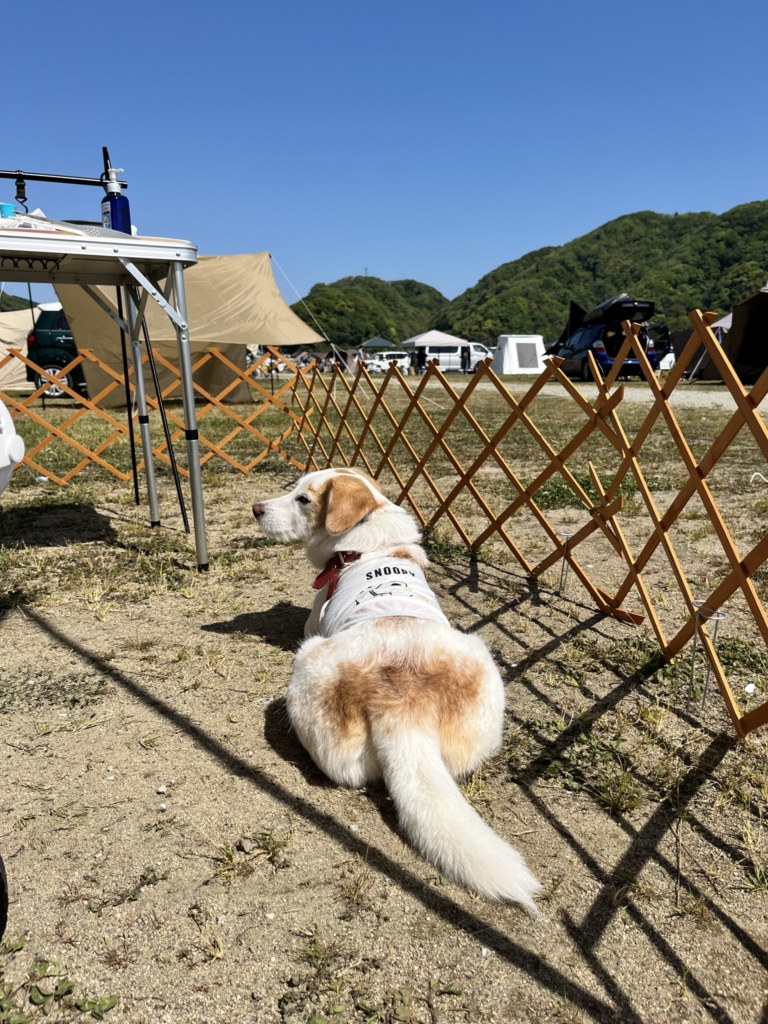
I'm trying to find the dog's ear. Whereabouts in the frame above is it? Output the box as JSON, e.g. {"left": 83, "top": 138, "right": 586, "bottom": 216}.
{"left": 324, "top": 475, "right": 381, "bottom": 535}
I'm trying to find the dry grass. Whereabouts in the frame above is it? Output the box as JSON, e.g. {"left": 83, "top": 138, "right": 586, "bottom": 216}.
{"left": 2, "top": 383, "right": 768, "bottom": 1022}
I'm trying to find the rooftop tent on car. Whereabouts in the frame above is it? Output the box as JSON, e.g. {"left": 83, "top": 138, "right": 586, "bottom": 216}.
{"left": 582, "top": 293, "right": 655, "bottom": 326}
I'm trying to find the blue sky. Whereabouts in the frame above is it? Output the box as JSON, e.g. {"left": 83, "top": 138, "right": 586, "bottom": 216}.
{"left": 4, "top": 0, "right": 767, "bottom": 305}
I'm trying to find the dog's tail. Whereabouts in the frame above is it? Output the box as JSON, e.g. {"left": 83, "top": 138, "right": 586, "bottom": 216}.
{"left": 370, "top": 720, "right": 542, "bottom": 911}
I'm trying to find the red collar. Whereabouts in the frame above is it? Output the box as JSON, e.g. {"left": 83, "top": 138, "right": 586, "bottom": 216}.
{"left": 312, "top": 551, "right": 361, "bottom": 599}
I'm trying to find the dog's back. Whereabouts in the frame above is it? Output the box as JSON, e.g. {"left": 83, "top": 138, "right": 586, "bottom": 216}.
{"left": 253, "top": 468, "right": 541, "bottom": 909}
{"left": 288, "top": 615, "right": 542, "bottom": 910}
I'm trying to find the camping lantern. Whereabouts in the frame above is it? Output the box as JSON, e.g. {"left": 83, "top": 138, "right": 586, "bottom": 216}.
{"left": 0, "top": 396, "right": 24, "bottom": 496}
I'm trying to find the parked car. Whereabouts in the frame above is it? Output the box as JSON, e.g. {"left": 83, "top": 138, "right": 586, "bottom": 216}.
{"left": 26, "top": 304, "right": 88, "bottom": 398}
{"left": 364, "top": 350, "right": 409, "bottom": 374}
{"left": 414, "top": 341, "right": 493, "bottom": 373}
{"left": 552, "top": 294, "right": 660, "bottom": 380}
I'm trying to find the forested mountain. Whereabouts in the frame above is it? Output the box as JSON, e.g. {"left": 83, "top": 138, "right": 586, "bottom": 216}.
{"left": 290, "top": 276, "right": 448, "bottom": 347}
{"left": 438, "top": 201, "right": 768, "bottom": 343}
{"left": 293, "top": 201, "right": 768, "bottom": 346}
{"left": 0, "top": 292, "right": 33, "bottom": 313}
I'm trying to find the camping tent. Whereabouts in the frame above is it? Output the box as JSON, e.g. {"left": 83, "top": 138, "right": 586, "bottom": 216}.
{"left": 555, "top": 301, "right": 587, "bottom": 350}
{"left": 0, "top": 307, "right": 38, "bottom": 391}
{"left": 704, "top": 285, "right": 768, "bottom": 384}
{"left": 492, "top": 334, "right": 546, "bottom": 374}
{"left": 362, "top": 336, "right": 395, "bottom": 350}
{"left": 402, "top": 329, "right": 470, "bottom": 348}
{"left": 56, "top": 252, "right": 323, "bottom": 407}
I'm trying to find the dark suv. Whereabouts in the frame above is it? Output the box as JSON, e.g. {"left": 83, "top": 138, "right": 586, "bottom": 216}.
{"left": 554, "top": 294, "right": 660, "bottom": 381}
{"left": 26, "top": 306, "right": 88, "bottom": 398}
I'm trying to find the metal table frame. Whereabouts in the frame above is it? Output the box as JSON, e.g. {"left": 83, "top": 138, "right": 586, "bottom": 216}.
{"left": 0, "top": 221, "right": 209, "bottom": 569}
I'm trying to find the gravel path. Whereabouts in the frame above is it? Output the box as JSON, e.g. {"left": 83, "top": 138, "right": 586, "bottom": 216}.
{"left": 434, "top": 380, "right": 768, "bottom": 411}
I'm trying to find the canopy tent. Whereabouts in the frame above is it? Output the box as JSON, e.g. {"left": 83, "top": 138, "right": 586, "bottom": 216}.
{"left": 492, "top": 334, "right": 546, "bottom": 374}
{"left": 0, "top": 307, "right": 38, "bottom": 390}
{"left": 56, "top": 252, "right": 323, "bottom": 407}
{"left": 704, "top": 285, "right": 768, "bottom": 384}
{"left": 402, "top": 329, "right": 470, "bottom": 348}
{"left": 712, "top": 312, "right": 732, "bottom": 332}
{"left": 362, "top": 336, "right": 395, "bottom": 350}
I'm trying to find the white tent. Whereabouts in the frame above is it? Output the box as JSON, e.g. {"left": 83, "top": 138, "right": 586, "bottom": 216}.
{"left": 0, "top": 307, "right": 38, "bottom": 391}
{"left": 711, "top": 312, "right": 732, "bottom": 332}
{"left": 492, "top": 334, "right": 546, "bottom": 374}
{"left": 402, "top": 329, "right": 470, "bottom": 348}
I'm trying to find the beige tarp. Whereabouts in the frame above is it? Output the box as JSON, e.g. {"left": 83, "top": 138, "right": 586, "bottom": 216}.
{"left": 55, "top": 253, "right": 322, "bottom": 408}
{"left": 0, "top": 307, "right": 38, "bottom": 391}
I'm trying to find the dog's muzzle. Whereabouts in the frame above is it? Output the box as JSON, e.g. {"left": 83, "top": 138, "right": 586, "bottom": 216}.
{"left": 252, "top": 503, "right": 265, "bottom": 519}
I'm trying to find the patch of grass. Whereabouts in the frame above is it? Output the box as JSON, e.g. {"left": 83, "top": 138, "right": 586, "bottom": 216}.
{"left": 255, "top": 825, "right": 293, "bottom": 870}
{"left": 57, "top": 865, "right": 167, "bottom": 917}
{"left": 0, "top": 671, "right": 111, "bottom": 716}
{"left": 586, "top": 769, "right": 642, "bottom": 815}
{"left": 0, "top": 935, "right": 119, "bottom": 1020}
{"left": 337, "top": 854, "right": 375, "bottom": 917}
{"left": 278, "top": 928, "right": 355, "bottom": 1019}
{"left": 571, "top": 632, "right": 666, "bottom": 681}
{"left": 194, "top": 931, "right": 224, "bottom": 964}
{"left": 423, "top": 523, "right": 469, "bottom": 561}
{"left": 100, "top": 932, "right": 135, "bottom": 969}
{"left": 212, "top": 842, "right": 236, "bottom": 884}
{"left": 676, "top": 892, "right": 714, "bottom": 928}
{"left": 537, "top": 876, "right": 565, "bottom": 903}
{"left": 739, "top": 817, "right": 768, "bottom": 893}
{"left": 531, "top": 473, "right": 637, "bottom": 511}
{"left": 717, "top": 637, "right": 768, "bottom": 676}
{"left": 120, "top": 638, "right": 156, "bottom": 653}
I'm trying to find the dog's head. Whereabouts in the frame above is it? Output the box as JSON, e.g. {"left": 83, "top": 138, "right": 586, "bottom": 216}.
{"left": 252, "top": 467, "right": 386, "bottom": 544}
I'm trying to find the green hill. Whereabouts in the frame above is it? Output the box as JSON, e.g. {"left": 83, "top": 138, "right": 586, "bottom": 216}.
{"left": 293, "top": 201, "right": 768, "bottom": 347}
{"left": 291, "top": 276, "right": 448, "bottom": 347}
{"left": 437, "top": 201, "right": 768, "bottom": 343}
{"left": 0, "top": 292, "right": 33, "bottom": 313}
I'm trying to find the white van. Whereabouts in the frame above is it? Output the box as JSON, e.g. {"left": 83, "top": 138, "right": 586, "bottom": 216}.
{"left": 421, "top": 341, "right": 493, "bottom": 372}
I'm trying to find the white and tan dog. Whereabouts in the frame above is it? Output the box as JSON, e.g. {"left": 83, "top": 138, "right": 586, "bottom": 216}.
{"left": 252, "top": 467, "right": 541, "bottom": 910}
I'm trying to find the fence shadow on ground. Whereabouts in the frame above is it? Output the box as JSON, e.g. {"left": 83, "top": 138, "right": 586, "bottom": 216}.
{"left": 294, "top": 309, "right": 768, "bottom": 739}
{"left": 19, "top": 604, "right": 760, "bottom": 1024}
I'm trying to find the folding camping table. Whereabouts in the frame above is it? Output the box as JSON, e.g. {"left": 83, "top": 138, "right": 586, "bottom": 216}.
{"left": 0, "top": 212, "right": 208, "bottom": 570}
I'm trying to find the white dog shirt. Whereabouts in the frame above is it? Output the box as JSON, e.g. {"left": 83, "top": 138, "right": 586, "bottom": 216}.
{"left": 319, "top": 557, "right": 450, "bottom": 637}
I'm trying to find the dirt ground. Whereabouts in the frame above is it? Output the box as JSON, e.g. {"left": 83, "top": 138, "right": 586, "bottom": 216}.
{"left": 2, "top": 393, "right": 768, "bottom": 1024}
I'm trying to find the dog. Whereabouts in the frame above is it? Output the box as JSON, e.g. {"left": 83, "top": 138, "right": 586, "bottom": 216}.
{"left": 252, "top": 467, "right": 541, "bottom": 910}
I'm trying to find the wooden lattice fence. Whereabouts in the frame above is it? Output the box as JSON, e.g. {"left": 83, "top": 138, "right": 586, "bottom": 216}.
{"left": 3, "top": 311, "right": 768, "bottom": 736}
{"left": 0, "top": 345, "right": 314, "bottom": 484}
{"left": 291, "top": 310, "right": 768, "bottom": 738}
